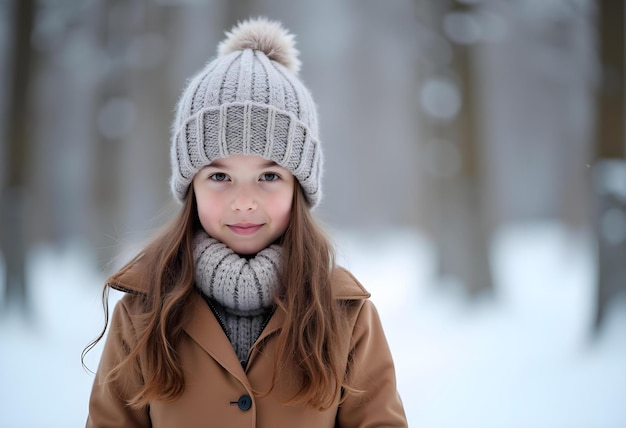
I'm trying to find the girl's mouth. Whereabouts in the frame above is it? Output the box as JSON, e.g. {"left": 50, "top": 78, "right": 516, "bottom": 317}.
{"left": 228, "top": 223, "right": 263, "bottom": 235}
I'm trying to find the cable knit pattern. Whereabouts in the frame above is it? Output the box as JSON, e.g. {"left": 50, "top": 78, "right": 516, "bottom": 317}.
{"left": 193, "top": 230, "right": 280, "bottom": 363}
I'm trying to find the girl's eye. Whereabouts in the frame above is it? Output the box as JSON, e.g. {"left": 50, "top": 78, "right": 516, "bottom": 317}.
{"left": 260, "top": 172, "right": 279, "bottom": 182}
{"left": 210, "top": 173, "right": 229, "bottom": 182}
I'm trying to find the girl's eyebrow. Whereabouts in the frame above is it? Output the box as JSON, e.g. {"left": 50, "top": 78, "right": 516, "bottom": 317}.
{"left": 206, "top": 160, "right": 278, "bottom": 168}
{"left": 204, "top": 160, "right": 227, "bottom": 168}
{"left": 260, "top": 161, "right": 279, "bottom": 168}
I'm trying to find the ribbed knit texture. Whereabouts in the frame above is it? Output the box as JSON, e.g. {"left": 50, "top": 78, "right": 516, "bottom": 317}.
{"left": 170, "top": 18, "right": 322, "bottom": 207}
{"left": 206, "top": 299, "right": 271, "bottom": 365}
{"left": 193, "top": 230, "right": 280, "bottom": 363}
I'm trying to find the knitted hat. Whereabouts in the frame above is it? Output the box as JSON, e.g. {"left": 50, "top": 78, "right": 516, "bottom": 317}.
{"left": 170, "top": 17, "right": 322, "bottom": 207}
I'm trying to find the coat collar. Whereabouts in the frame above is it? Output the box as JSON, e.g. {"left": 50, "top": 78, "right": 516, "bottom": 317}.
{"left": 106, "top": 256, "right": 370, "bottom": 383}
{"left": 105, "top": 256, "right": 371, "bottom": 300}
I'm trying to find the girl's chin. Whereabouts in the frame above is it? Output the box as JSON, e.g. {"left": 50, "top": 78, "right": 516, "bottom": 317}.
{"left": 227, "top": 241, "right": 266, "bottom": 256}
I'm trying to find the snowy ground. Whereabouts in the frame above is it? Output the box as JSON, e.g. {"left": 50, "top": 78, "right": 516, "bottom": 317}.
{"left": 1, "top": 222, "right": 625, "bottom": 428}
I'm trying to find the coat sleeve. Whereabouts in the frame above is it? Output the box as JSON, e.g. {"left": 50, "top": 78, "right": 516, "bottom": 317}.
{"left": 336, "top": 300, "right": 408, "bottom": 428}
{"left": 86, "top": 296, "right": 151, "bottom": 427}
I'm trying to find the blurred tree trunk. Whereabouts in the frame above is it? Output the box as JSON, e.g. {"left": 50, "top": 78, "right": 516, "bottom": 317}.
{"left": 592, "top": 0, "right": 625, "bottom": 331}
{"left": 414, "top": 0, "right": 493, "bottom": 296}
{"left": 118, "top": 3, "right": 176, "bottom": 255}
{"left": 1, "top": 0, "right": 35, "bottom": 314}
{"left": 89, "top": 0, "right": 133, "bottom": 268}
{"left": 443, "top": 1, "right": 492, "bottom": 296}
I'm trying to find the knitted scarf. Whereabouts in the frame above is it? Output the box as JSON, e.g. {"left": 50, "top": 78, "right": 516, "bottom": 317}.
{"left": 193, "top": 230, "right": 281, "bottom": 365}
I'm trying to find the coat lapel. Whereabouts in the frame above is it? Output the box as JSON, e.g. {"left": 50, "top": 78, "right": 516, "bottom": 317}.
{"left": 183, "top": 291, "right": 249, "bottom": 384}
{"left": 245, "top": 305, "right": 285, "bottom": 369}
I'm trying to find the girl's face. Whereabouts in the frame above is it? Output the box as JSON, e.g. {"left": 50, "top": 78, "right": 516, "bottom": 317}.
{"left": 192, "top": 154, "right": 295, "bottom": 255}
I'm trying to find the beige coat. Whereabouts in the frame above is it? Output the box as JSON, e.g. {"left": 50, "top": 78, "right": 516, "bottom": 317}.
{"left": 87, "top": 260, "right": 408, "bottom": 427}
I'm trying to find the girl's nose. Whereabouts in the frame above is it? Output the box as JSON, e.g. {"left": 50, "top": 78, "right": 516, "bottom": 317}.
{"left": 231, "top": 187, "right": 258, "bottom": 212}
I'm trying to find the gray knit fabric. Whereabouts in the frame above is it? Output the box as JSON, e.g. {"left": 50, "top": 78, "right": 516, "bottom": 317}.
{"left": 193, "top": 230, "right": 280, "bottom": 362}
{"left": 207, "top": 300, "right": 270, "bottom": 365}
{"left": 170, "top": 17, "right": 322, "bottom": 207}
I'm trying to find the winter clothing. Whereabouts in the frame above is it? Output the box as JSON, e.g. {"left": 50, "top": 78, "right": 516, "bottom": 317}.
{"left": 170, "top": 18, "right": 323, "bottom": 207}
{"left": 193, "top": 229, "right": 281, "bottom": 363}
{"left": 88, "top": 16, "right": 407, "bottom": 428}
{"left": 86, "top": 258, "right": 408, "bottom": 428}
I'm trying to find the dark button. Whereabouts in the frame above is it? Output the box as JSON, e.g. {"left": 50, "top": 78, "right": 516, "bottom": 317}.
{"left": 237, "top": 395, "right": 252, "bottom": 411}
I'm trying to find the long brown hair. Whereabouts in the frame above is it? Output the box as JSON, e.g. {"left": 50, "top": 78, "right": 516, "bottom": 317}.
{"left": 82, "top": 189, "right": 199, "bottom": 406}
{"left": 82, "top": 182, "right": 347, "bottom": 409}
{"left": 271, "top": 181, "right": 346, "bottom": 409}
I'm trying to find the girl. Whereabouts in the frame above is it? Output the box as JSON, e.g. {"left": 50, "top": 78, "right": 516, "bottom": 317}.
{"left": 84, "top": 17, "right": 408, "bottom": 427}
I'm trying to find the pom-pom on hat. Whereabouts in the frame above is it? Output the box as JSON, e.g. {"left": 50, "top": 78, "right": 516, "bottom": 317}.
{"left": 170, "top": 17, "right": 322, "bottom": 207}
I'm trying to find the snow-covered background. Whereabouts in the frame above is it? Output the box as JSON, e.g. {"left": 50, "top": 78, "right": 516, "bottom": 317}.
{"left": 1, "top": 222, "right": 625, "bottom": 428}
{"left": 0, "top": 1, "right": 620, "bottom": 427}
